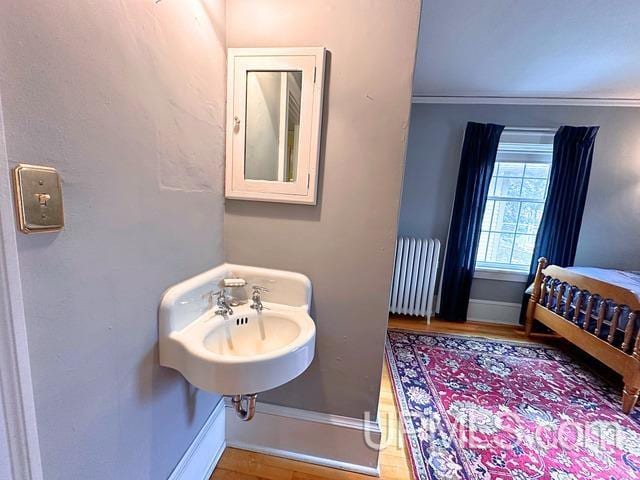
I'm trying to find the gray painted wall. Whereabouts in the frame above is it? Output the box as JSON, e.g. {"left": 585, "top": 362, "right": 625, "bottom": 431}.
{"left": 0, "top": 1, "right": 226, "bottom": 479}
{"left": 225, "top": 0, "right": 421, "bottom": 419}
{"left": 399, "top": 103, "right": 640, "bottom": 304}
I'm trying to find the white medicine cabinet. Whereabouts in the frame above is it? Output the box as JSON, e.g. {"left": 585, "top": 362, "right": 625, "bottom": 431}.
{"left": 225, "top": 47, "right": 326, "bottom": 205}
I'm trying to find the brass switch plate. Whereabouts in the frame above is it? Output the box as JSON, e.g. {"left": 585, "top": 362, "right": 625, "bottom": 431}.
{"left": 12, "top": 164, "right": 64, "bottom": 234}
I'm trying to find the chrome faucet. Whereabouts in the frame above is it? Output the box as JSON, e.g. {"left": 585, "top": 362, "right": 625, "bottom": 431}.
{"left": 203, "top": 290, "right": 234, "bottom": 317}
{"left": 250, "top": 286, "right": 269, "bottom": 312}
{"left": 215, "top": 290, "right": 234, "bottom": 316}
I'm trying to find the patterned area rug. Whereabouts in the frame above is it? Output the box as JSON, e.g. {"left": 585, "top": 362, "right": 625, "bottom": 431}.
{"left": 386, "top": 329, "right": 640, "bottom": 480}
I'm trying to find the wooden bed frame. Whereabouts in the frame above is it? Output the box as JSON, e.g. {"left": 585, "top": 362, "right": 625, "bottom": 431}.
{"left": 526, "top": 257, "right": 640, "bottom": 414}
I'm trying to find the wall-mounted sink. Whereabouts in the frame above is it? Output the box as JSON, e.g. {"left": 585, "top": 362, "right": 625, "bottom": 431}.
{"left": 159, "top": 264, "right": 315, "bottom": 395}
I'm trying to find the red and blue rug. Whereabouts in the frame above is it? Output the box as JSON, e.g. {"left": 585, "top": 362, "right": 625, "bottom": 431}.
{"left": 386, "top": 329, "right": 640, "bottom": 480}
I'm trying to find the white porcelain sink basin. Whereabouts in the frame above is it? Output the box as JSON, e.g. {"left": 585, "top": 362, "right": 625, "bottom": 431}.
{"left": 159, "top": 264, "right": 315, "bottom": 394}
{"left": 203, "top": 310, "right": 304, "bottom": 357}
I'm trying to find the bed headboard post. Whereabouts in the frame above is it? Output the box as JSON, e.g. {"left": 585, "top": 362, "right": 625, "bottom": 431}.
{"left": 531, "top": 257, "right": 547, "bottom": 302}
{"left": 525, "top": 257, "right": 548, "bottom": 335}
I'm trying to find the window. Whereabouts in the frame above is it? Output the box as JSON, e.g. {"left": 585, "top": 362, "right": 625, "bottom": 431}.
{"left": 475, "top": 130, "right": 554, "bottom": 277}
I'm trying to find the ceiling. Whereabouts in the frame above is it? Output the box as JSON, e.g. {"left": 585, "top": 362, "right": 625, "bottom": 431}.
{"left": 413, "top": 0, "right": 640, "bottom": 100}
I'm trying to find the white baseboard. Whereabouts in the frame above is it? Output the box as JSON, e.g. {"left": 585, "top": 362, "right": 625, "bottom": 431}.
{"left": 168, "top": 398, "right": 226, "bottom": 480}
{"left": 467, "top": 298, "right": 522, "bottom": 325}
{"left": 225, "top": 401, "right": 381, "bottom": 477}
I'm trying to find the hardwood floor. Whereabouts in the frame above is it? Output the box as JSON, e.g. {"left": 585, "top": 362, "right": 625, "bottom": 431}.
{"left": 210, "top": 316, "right": 531, "bottom": 480}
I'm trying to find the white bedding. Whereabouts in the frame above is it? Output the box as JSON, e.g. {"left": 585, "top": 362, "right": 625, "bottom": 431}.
{"left": 566, "top": 267, "right": 640, "bottom": 304}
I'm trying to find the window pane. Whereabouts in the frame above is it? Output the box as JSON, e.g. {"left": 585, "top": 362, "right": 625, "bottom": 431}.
{"left": 493, "top": 176, "right": 523, "bottom": 197}
{"left": 485, "top": 232, "right": 515, "bottom": 264}
{"left": 476, "top": 147, "right": 551, "bottom": 273}
{"left": 498, "top": 163, "right": 524, "bottom": 177}
{"left": 482, "top": 200, "right": 494, "bottom": 230}
{"left": 491, "top": 201, "right": 520, "bottom": 233}
{"left": 521, "top": 178, "right": 547, "bottom": 200}
{"left": 524, "top": 163, "right": 550, "bottom": 179}
{"left": 477, "top": 231, "right": 489, "bottom": 262}
{"left": 512, "top": 234, "right": 537, "bottom": 266}
{"left": 516, "top": 202, "right": 545, "bottom": 233}
{"left": 488, "top": 176, "right": 496, "bottom": 196}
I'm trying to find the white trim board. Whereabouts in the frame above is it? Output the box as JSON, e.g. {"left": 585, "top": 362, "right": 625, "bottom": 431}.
{"left": 225, "top": 401, "right": 381, "bottom": 477}
{"left": 0, "top": 87, "right": 43, "bottom": 480}
{"left": 412, "top": 95, "right": 640, "bottom": 107}
{"left": 168, "top": 398, "right": 226, "bottom": 480}
{"left": 467, "top": 299, "right": 522, "bottom": 325}
{"left": 474, "top": 268, "right": 529, "bottom": 283}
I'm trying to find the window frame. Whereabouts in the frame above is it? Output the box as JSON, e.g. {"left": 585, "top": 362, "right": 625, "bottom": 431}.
{"left": 474, "top": 129, "right": 555, "bottom": 282}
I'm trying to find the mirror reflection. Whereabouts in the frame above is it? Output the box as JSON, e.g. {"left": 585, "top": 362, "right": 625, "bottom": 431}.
{"left": 245, "top": 71, "right": 302, "bottom": 182}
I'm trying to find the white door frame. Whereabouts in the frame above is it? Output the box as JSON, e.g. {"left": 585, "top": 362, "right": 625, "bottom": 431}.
{"left": 0, "top": 87, "right": 44, "bottom": 479}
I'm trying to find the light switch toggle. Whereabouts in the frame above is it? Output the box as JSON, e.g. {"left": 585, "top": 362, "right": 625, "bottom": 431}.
{"left": 36, "top": 193, "right": 51, "bottom": 207}
{"left": 12, "top": 164, "right": 64, "bottom": 234}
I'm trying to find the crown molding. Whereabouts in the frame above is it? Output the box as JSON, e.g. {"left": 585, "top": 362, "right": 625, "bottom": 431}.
{"left": 412, "top": 95, "right": 640, "bottom": 107}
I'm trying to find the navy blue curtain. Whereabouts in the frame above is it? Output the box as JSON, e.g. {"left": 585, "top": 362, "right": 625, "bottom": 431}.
{"left": 520, "top": 125, "right": 599, "bottom": 322}
{"left": 439, "top": 122, "right": 504, "bottom": 322}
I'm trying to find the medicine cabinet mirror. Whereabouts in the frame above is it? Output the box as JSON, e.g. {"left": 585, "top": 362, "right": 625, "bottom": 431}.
{"left": 225, "top": 47, "right": 326, "bottom": 205}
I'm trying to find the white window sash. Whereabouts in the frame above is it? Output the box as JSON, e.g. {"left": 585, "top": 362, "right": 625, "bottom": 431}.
{"left": 475, "top": 130, "right": 553, "bottom": 275}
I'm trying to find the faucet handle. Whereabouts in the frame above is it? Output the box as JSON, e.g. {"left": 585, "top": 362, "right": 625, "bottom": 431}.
{"left": 250, "top": 285, "right": 269, "bottom": 312}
